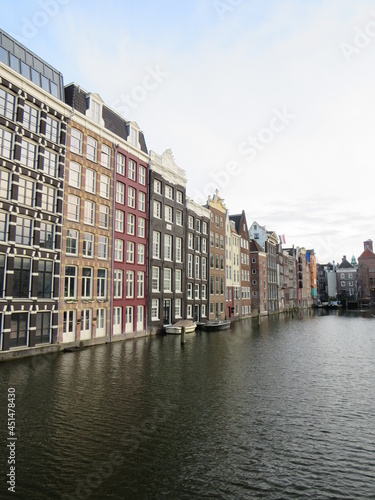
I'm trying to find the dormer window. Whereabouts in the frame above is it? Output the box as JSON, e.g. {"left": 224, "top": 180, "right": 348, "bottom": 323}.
{"left": 129, "top": 126, "right": 138, "bottom": 147}
{"left": 86, "top": 95, "right": 104, "bottom": 125}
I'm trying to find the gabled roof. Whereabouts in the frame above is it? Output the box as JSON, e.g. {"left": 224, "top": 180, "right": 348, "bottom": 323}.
{"left": 337, "top": 257, "right": 354, "bottom": 269}
{"left": 250, "top": 239, "right": 263, "bottom": 252}
{"left": 358, "top": 248, "right": 375, "bottom": 260}
{"left": 229, "top": 214, "right": 242, "bottom": 234}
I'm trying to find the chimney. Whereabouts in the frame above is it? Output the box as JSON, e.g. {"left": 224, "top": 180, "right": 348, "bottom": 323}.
{"left": 343, "top": 255, "right": 346, "bottom": 262}
{"left": 364, "top": 240, "right": 373, "bottom": 252}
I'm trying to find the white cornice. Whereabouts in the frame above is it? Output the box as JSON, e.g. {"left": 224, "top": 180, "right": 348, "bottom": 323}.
{"left": 186, "top": 197, "right": 210, "bottom": 218}
{"left": 149, "top": 149, "right": 187, "bottom": 187}
{"left": 1, "top": 62, "right": 70, "bottom": 117}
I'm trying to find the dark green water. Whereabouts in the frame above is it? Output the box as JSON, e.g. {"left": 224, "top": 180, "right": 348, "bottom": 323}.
{"left": 1, "top": 311, "right": 375, "bottom": 499}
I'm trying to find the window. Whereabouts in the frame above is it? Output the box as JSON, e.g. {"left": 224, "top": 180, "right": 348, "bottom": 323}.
{"left": 0, "top": 88, "right": 15, "bottom": 120}
{"left": 20, "top": 140, "right": 36, "bottom": 169}
{"left": 66, "top": 229, "right": 79, "bottom": 255}
{"left": 128, "top": 186, "right": 135, "bottom": 208}
{"left": 97, "top": 269, "right": 107, "bottom": 299}
{"left": 188, "top": 233, "right": 194, "bottom": 249}
{"left": 151, "top": 299, "right": 159, "bottom": 320}
{"left": 153, "top": 231, "right": 161, "bottom": 258}
{"left": 137, "top": 271, "right": 144, "bottom": 298}
{"left": 37, "top": 260, "right": 53, "bottom": 298}
{"left": 99, "top": 205, "right": 109, "bottom": 229}
{"left": 152, "top": 267, "right": 160, "bottom": 292}
{"left": 46, "top": 116, "right": 59, "bottom": 143}
{"left": 101, "top": 145, "right": 111, "bottom": 168}
{"left": 98, "top": 236, "right": 108, "bottom": 260}
{"left": 64, "top": 266, "right": 77, "bottom": 298}
{"left": 165, "top": 185, "right": 173, "bottom": 200}
{"left": 86, "top": 136, "right": 97, "bottom": 162}
{"left": 0, "top": 169, "right": 10, "bottom": 199}
{"left": 115, "top": 239, "right": 123, "bottom": 261}
{"left": 39, "top": 222, "right": 54, "bottom": 249}
{"left": 23, "top": 104, "right": 39, "bottom": 132}
{"left": 202, "top": 239, "right": 207, "bottom": 253}
{"left": 216, "top": 277, "right": 220, "bottom": 294}
{"left": 70, "top": 128, "right": 83, "bottom": 155}
{"left": 35, "top": 312, "right": 51, "bottom": 344}
{"left": 202, "top": 304, "right": 206, "bottom": 317}
{"left": 188, "top": 254, "right": 193, "bottom": 277}
{"left": 128, "top": 159, "right": 136, "bottom": 180}
{"left": 43, "top": 150, "right": 58, "bottom": 178}
{"left": 127, "top": 214, "right": 135, "bottom": 235}
{"left": 215, "top": 215, "right": 219, "bottom": 228}
{"left": 84, "top": 200, "right": 95, "bottom": 225}
{"left": 202, "top": 222, "right": 208, "bottom": 234}
{"left": 176, "top": 190, "right": 183, "bottom": 204}
{"left": 13, "top": 257, "right": 31, "bottom": 298}
{"left": 154, "top": 179, "right": 161, "bottom": 194}
{"left": 138, "top": 217, "right": 145, "bottom": 238}
{"left": 220, "top": 235, "right": 224, "bottom": 250}
{"left": 164, "top": 268, "right": 172, "bottom": 292}
{"left": 341, "top": 281, "right": 345, "bottom": 287}
{"left": 139, "top": 165, "right": 146, "bottom": 185}
{"left": 210, "top": 231, "right": 214, "bottom": 247}
{"left": 187, "top": 283, "right": 193, "bottom": 299}
{"left": 116, "top": 182, "right": 125, "bottom": 204}
{"left": 195, "top": 256, "right": 200, "bottom": 278}
{"left": 85, "top": 168, "right": 96, "bottom": 194}
{"left": 165, "top": 206, "right": 173, "bottom": 223}
{"left": 195, "top": 284, "right": 200, "bottom": 299}
{"left": 138, "top": 244, "right": 145, "bottom": 264}
{"left": 174, "top": 269, "right": 182, "bottom": 293}
{"left": 100, "top": 174, "right": 110, "bottom": 198}
{"left": 196, "top": 236, "right": 201, "bottom": 252}
{"left": 41, "top": 185, "right": 55, "bottom": 212}
{"left": 215, "top": 234, "right": 219, "bottom": 248}
{"left": 0, "top": 128, "right": 12, "bottom": 159}
{"left": 138, "top": 191, "right": 146, "bottom": 212}
{"left": 164, "top": 234, "right": 172, "bottom": 261}
{"left": 83, "top": 232, "right": 94, "bottom": 258}
{"left": 115, "top": 210, "right": 124, "bottom": 232}
{"left": 114, "top": 270, "right": 123, "bottom": 298}
{"left": 154, "top": 200, "right": 161, "bottom": 219}
{"left": 176, "top": 237, "right": 182, "bottom": 263}
{"left": 126, "top": 270, "right": 134, "bottom": 298}
{"left": 18, "top": 177, "right": 34, "bottom": 206}
{"left": 188, "top": 216, "right": 194, "bottom": 229}
{"left": 15, "top": 217, "right": 32, "bottom": 245}
{"left": 69, "top": 162, "right": 81, "bottom": 188}
{"left": 202, "top": 257, "right": 207, "bottom": 279}
{"left": 127, "top": 241, "right": 135, "bottom": 263}
{"left": 10, "top": 313, "right": 28, "bottom": 348}
{"left": 202, "top": 284, "right": 207, "bottom": 300}
{"left": 176, "top": 210, "right": 183, "bottom": 226}
{"left": 82, "top": 267, "right": 93, "bottom": 298}
{"left": 117, "top": 153, "right": 125, "bottom": 175}
{"left": 129, "top": 126, "right": 138, "bottom": 147}
{"left": 67, "top": 195, "right": 80, "bottom": 221}
{"left": 175, "top": 299, "right": 182, "bottom": 318}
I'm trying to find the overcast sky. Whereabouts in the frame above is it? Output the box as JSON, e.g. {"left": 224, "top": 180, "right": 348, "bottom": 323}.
{"left": 2, "top": 0, "right": 374, "bottom": 263}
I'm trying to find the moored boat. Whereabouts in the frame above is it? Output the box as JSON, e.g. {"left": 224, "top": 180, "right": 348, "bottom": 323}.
{"left": 200, "top": 320, "right": 231, "bottom": 331}
{"left": 164, "top": 319, "right": 197, "bottom": 335}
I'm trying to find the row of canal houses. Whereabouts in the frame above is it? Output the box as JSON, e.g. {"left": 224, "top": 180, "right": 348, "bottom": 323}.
{"left": 0, "top": 30, "right": 317, "bottom": 358}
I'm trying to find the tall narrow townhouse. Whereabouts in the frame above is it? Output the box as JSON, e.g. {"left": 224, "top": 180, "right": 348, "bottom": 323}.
{"left": 265, "top": 231, "right": 279, "bottom": 313}
{"left": 186, "top": 198, "right": 210, "bottom": 322}
{"left": 225, "top": 212, "right": 234, "bottom": 319}
{"left": 0, "top": 30, "right": 69, "bottom": 357}
{"left": 250, "top": 240, "right": 268, "bottom": 315}
{"left": 112, "top": 124, "right": 148, "bottom": 339}
{"left": 61, "top": 84, "right": 148, "bottom": 345}
{"left": 230, "top": 211, "right": 251, "bottom": 318}
{"left": 206, "top": 190, "right": 226, "bottom": 320}
{"left": 148, "top": 149, "right": 187, "bottom": 333}
{"left": 230, "top": 220, "right": 241, "bottom": 319}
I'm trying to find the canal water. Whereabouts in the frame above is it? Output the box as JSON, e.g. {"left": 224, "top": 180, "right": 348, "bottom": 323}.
{"left": 1, "top": 311, "right": 375, "bottom": 499}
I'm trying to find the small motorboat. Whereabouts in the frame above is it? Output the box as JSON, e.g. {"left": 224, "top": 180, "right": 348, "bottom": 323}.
{"left": 164, "top": 320, "right": 197, "bottom": 335}
{"left": 200, "top": 320, "right": 231, "bottom": 331}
